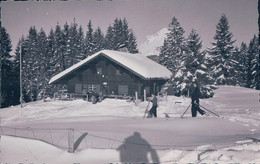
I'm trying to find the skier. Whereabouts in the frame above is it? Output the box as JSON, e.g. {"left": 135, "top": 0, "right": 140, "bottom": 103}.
{"left": 91, "top": 89, "right": 99, "bottom": 104}
{"left": 191, "top": 82, "right": 207, "bottom": 117}
{"left": 149, "top": 93, "right": 158, "bottom": 118}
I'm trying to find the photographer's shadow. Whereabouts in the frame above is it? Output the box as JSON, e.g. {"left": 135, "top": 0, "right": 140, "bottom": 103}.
{"left": 117, "top": 132, "right": 160, "bottom": 164}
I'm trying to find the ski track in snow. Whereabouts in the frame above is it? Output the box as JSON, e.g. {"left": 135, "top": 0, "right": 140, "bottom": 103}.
{"left": 0, "top": 86, "right": 259, "bottom": 129}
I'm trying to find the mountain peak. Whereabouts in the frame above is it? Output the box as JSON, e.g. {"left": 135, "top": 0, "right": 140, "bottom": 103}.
{"left": 139, "top": 28, "right": 169, "bottom": 56}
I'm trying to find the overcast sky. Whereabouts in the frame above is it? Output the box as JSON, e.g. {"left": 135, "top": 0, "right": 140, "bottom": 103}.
{"left": 2, "top": 0, "right": 258, "bottom": 55}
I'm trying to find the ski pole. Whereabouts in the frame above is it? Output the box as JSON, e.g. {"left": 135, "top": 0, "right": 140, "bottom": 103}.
{"left": 197, "top": 103, "right": 220, "bottom": 117}
{"left": 143, "top": 101, "right": 150, "bottom": 119}
{"left": 181, "top": 104, "right": 191, "bottom": 118}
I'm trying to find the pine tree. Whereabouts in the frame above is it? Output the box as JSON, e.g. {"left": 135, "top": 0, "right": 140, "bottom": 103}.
{"left": 105, "top": 25, "right": 114, "bottom": 50}
{"left": 208, "top": 14, "right": 237, "bottom": 85}
{"left": 122, "top": 18, "right": 130, "bottom": 48}
{"left": 172, "top": 29, "right": 214, "bottom": 98}
{"left": 235, "top": 42, "right": 248, "bottom": 87}
{"left": 54, "top": 23, "right": 66, "bottom": 72}
{"left": 112, "top": 18, "right": 124, "bottom": 50}
{"left": 46, "top": 28, "right": 63, "bottom": 96}
{"left": 93, "top": 27, "right": 105, "bottom": 53}
{"left": 159, "top": 17, "right": 186, "bottom": 73}
{"left": 104, "top": 18, "right": 138, "bottom": 53}
{"left": 0, "top": 27, "right": 13, "bottom": 107}
{"left": 35, "top": 28, "right": 48, "bottom": 99}
{"left": 85, "top": 20, "right": 94, "bottom": 56}
{"left": 47, "top": 28, "right": 56, "bottom": 80}
{"left": 230, "top": 46, "right": 242, "bottom": 85}
{"left": 12, "top": 37, "right": 25, "bottom": 105}
{"left": 76, "top": 26, "right": 85, "bottom": 61}
{"left": 63, "top": 22, "right": 70, "bottom": 68}
{"left": 248, "top": 35, "right": 259, "bottom": 89}
{"left": 127, "top": 31, "right": 138, "bottom": 53}
{"left": 68, "top": 20, "right": 79, "bottom": 66}
{"left": 23, "top": 26, "right": 38, "bottom": 101}
{"left": 159, "top": 40, "right": 171, "bottom": 68}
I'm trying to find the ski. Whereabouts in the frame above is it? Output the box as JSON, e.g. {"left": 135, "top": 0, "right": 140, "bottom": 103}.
{"left": 143, "top": 101, "right": 150, "bottom": 119}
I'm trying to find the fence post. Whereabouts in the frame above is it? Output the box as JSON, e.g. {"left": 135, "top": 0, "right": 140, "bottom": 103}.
{"left": 68, "top": 128, "right": 74, "bottom": 153}
{"left": 144, "top": 89, "right": 146, "bottom": 101}
{"left": 166, "top": 92, "right": 168, "bottom": 102}
{"left": 135, "top": 91, "right": 138, "bottom": 105}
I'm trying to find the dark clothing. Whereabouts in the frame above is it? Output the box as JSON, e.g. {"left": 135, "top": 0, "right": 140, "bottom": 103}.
{"left": 191, "top": 86, "right": 200, "bottom": 101}
{"left": 149, "top": 96, "right": 158, "bottom": 118}
{"left": 90, "top": 91, "right": 99, "bottom": 104}
{"left": 191, "top": 100, "right": 205, "bottom": 117}
{"left": 149, "top": 106, "right": 157, "bottom": 117}
{"left": 151, "top": 96, "right": 158, "bottom": 107}
{"left": 191, "top": 86, "right": 205, "bottom": 117}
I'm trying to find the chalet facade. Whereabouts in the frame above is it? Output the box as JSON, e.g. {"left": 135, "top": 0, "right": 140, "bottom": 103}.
{"left": 49, "top": 50, "right": 172, "bottom": 98}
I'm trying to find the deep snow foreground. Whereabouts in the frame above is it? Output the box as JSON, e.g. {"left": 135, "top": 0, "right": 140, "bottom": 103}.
{"left": 0, "top": 86, "right": 259, "bottom": 163}
{"left": 1, "top": 135, "right": 259, "bottom": 164}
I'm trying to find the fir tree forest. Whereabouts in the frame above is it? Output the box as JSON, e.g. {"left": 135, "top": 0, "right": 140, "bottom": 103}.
{"left": 0, "top": 15, "right": 259, "bottom": 108}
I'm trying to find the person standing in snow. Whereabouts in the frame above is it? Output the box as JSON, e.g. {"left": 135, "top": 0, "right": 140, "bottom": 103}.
{"left": 91, "top": 89, "right": 99, "bottom": 104}
{"left": 149, "top": 93, "right": 158, "bottom": 118}
{"left": 191, "top": 82, "right": 207, "bottom": 117}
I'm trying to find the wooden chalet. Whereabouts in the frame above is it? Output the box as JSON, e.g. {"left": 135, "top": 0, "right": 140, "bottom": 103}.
{"left": 49, "top": 50, "right": 172, "bottom": 99}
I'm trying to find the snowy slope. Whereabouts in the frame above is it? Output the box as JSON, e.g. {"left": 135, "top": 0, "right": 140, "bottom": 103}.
{"left": 138, "top": 28, "right": 169, "bottom": 56}
{"left": 1, "top": 86, "right": 259, "bottom": 127}
{"left": 0, "top": 86, "right": 259, "bottom": 163}
{"left": 0, "top": 86, "right": 259, "bottom": 148}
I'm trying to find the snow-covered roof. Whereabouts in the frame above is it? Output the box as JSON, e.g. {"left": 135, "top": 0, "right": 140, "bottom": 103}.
{"left": 49, "top": 50, "right": 172, "bottom": 84}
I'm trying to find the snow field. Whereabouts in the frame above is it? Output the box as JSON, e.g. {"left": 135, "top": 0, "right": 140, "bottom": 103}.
{"left": 1, "top": 86, "right": 259, "bottom": 127}
{"left": 0, "top": 86, "right": 259, "bottom": 163}
{"left": 1, "top": 135, "right": 259, "bottom": 164}
{"left": 0, "top": 95, "right": 193, "bottom": 126}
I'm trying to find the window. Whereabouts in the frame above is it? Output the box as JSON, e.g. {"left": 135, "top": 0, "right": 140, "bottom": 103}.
{"left": 97, "top": 68, "right": 102, "bottom": 75}
{"left": 116, "top": 69, "right": 122, "bottom": 76}
{"left": 83, "top": 84, "right": 87, "bottom": 90}
{"left": 145, "top": 87, "right": 150, "bottom": 95}
{"left": 75, "top": 84, "right": 82, "bottom": 94}
{"left": 88, "top": 84, "right": 101, "bottom": 93}
{"left": 118, "top": 85, "right": 128, "bottom": 95}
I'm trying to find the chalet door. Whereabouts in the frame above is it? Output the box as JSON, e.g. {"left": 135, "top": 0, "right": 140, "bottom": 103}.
{"left": 102, "top": 82, "right": 108, "bottom": 96}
